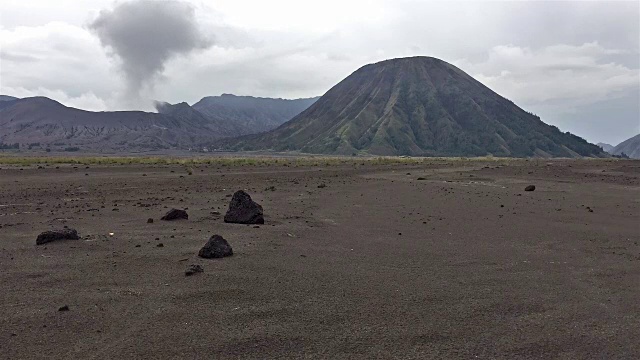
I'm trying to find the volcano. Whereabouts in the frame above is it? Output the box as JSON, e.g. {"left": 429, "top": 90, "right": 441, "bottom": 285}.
{"left": 224, "top": 57, "right": 604, "bottom": 157}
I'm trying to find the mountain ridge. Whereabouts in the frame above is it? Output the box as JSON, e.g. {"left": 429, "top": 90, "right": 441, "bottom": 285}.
{"left": 0, "top": 94, "right": 318, "bottom": 151}
{"left": 597, "top": 142, "right": 615, "bottom": 153}
{"left": 0, "top": 96, "right": 222, "bottom": 151}
{"left": 192, "top": 94, "right": 319, "bottom": 135}
{"left": 221, "top": 56, "right": 604, "bottom": 158}
{"left": 0, "top": 95, "right": 19, "bottom": 102}
{"left": 611, "top": 134, "right": 640, "bottom": 158}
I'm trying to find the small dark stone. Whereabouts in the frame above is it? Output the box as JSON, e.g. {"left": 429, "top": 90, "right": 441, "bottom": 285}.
{"left": 157, "top": 243, "right": 164, "bottom": 248}
{"left": 161, "top": 208, "right": 188, "bottom": 221}
{"left": 417, "top": 177, "right": 427, "bottom": 180}
{"left": 525, "top": 185, "right": 536, "bottom": 192}
{"left": 185, "top": 264, "right": 204, "bottom": 276}
{"left": 198, "top": 235, "right": 233, "bottom": 259}
{"left": 317, "top": 183, "right": 326, "bottom": 188}
{"left": 224, "top": 191, "right": 264, "bottom": 224}
{"left": 58, "top": 305, "right": 69, "bottom": 312}
{"left": 36, "top": 229, "right": 80, "bottom": 245}
{"left": 147, "top": 218, "right": 154, "bottom": 224}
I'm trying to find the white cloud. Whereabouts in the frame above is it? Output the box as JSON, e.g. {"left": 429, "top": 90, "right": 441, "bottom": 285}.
{"left": 456, "top": 42, "right": 639, "bottom": 113}
{"left": 3, "top": 86, "right": 108, "bottom": 111}
{"left": 0, "top": 0, "right": 638, "bottom": 143}
{"left": 0, "top": 21, "right": 122, "bottom": 110}
{"left": 207, "top": 0, "right": 397, "bottom": 32}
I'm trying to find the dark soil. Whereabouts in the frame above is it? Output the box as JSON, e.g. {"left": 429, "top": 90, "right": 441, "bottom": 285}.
{"left": 1, "top": 158, "right": 638, "bottom": 359}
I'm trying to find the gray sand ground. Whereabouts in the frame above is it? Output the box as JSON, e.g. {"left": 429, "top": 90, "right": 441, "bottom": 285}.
{"left": 1, "top": 159, "right": 639, "bottom": 359}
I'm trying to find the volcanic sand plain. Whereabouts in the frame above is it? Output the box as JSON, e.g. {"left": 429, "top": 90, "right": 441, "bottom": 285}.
{"left": 1, "top": 157, "right": 639, "bottom": 359}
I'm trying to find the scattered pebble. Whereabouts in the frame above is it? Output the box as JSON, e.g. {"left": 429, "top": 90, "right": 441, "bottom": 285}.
{"left": 185, "top": 264, "right": 204, "bottom": 276}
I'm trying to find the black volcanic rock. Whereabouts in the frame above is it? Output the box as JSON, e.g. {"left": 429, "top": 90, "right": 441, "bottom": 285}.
{"left": 185, "top": 264, "right": 204, "bottom": 276}
{"left": 224, "top": 190, "right": 264, "bottom": 224}
{"left": 36, "top": 228, "right": 80, "bottom": 245}
{"left": 161, "top": 208, "right": 188, "bottom": 221}
{"left": 525, "top": 185, "right": 536, "bottom": 192}
{"left": 198, "top": 235, "right": 233, "bottom": 259}
{"left": 223, "top": 56, "right": 604, "bottom": 158}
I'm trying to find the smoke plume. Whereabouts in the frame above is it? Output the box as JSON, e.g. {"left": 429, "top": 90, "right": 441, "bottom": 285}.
{"left": 90, "top": 1, "right": 212, "bottom": 101}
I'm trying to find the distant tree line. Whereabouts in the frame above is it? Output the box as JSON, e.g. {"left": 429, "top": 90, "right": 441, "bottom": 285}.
{"left": 0, "top": 142, "right": 19, "bottom": 149}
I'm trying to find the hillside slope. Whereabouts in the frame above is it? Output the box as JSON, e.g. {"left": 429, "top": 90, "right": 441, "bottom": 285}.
{"left": 597, "top": 142, "right": 614, "bottom": 153}
{"left": 223, "top": 57, "right": 603, "bottom": 157}
{"left": 0, "top": 97, "right": 223, "bottom": 151}
{"left": 612, "top": 134, "right": 640, "bottom": 159}
{"left": 0, "top": 94, "right": 320, "bottom": 151}
{"left": 193, "top": 94, "right": 318, "bottom": 135}
{"left": 154, "top": 101, "right": 242, "bottom": 138}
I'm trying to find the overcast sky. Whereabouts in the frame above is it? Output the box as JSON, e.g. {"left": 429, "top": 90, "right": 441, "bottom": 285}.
{"left": 1, "top": 0, "right": 638, "bottom": 145}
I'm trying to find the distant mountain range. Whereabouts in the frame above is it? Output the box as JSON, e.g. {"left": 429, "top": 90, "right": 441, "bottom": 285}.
{"left": 0, "top": 95, "right": 18, "bottom": 102}
{"left": 0, "top": 97, "right": 221, "bottom": 151}
{"left": 221, "top": 57, "right": 604, "bottom": 158}
{"left": 597, "top": 142, "right": 615, "bottom": 153}
{"left": 0, "top": 57, "right": 615, "bottom": 157}
{"left": 596, "top": 136, "right": 640, "bottom": 159}
{"left": 192, "top": 94, "right": 319, "bottom": 135}
{"left": 0, "top": 95, "right": 317, "bottom": 152}
{"left": 610, "top": 134, "right": 640, "bottom": 158}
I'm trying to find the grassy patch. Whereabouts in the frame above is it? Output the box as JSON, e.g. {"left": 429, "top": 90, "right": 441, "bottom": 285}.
{"left": 0, "top": 153, "right": 588, "bottom": 167}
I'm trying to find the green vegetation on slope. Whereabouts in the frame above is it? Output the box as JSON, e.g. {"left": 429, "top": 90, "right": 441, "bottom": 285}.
{"left": 223, "top": 57, "right": 604, "bottom": 158}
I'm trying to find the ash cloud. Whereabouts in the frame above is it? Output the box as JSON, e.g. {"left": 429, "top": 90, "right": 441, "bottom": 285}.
{"left": 89, "top": 0, "right": 212, "bottom": 101}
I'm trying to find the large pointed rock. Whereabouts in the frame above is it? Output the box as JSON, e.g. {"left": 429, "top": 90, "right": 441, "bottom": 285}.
{"left": 36, "top": 228, "right": 80, "bottom": 245}
{"left": 198, "top": 235, "right": 233, "bottom": 259}
{"left": 224, "top": 190, "right": 264, "bottom": 224}
{"left": 161, "top": 208, "right": 188, "bottom": 221}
